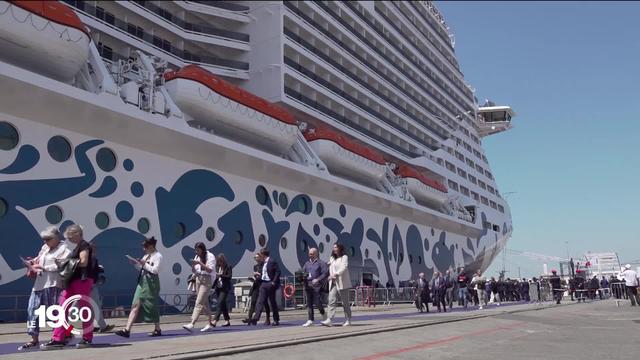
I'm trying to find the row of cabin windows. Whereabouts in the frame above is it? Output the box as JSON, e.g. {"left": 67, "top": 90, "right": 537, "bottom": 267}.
{"left": 449, "top": 181, "right": 505, "bottom": 214}
{"left": 483, "top": 221, "right": 501, "bottom": 232}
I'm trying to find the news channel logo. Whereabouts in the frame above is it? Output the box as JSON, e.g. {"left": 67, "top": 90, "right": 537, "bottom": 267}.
{"left": 29, "top": 294, "right": 98, "bottom": 335}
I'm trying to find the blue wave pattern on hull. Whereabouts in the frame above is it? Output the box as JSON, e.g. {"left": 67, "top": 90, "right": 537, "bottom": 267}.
{"left": 0, "top": 128, "right": 502, "bottom": 314}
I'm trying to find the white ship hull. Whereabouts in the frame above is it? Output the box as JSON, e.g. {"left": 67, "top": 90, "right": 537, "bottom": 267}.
{"left": 0, "top": 61, "right": 511, "bottom": 307}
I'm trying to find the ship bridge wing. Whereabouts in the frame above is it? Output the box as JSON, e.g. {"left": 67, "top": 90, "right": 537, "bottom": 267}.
{"left": 476, "top": 106, "right": 516, "bottom": 137}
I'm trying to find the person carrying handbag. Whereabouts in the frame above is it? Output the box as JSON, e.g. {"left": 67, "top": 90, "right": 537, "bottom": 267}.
{"left": 41, "top": 225, "right": 96, "bottom": 350}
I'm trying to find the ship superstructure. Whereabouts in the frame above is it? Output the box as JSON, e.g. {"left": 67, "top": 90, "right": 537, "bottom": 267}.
{"left": 0, "top": 1, "right": 516, "bottom": 313}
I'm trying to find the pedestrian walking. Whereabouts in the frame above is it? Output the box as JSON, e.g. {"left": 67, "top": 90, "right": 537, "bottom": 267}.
{"left": 414, "top": 273, "right": 430, "bottom": 313}
{"left": 248, "top": 248, "right": 281, "bottom": 326}
{"left": 301, "top": 247, "right": 329, "bottom": 327}
{"left": 182, "top": 242, "right": 216, "bottom": 333}
{"left": 243, "top": 252, "right": 271, "bottom": 324}
{"left": 114, "top": 236, "right": 163, "bottom": 338}
{"left": 431, "top": 271, "right": 447, "bottom": 312}
{"left": 549, "top": 269, "right": 562, "bottom": 305}
{"left": 212, "top": 253, "right": 232, "bottom": 327}
{"left": 321, "top": 243, "right": 352, "bottom": 327}
{"left": 619, "top": 264, "right": 640, "bottom": 307}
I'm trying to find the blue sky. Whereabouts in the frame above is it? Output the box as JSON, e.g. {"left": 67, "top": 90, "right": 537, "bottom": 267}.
{"left": 436, "top": 1, "right": 640, "bottom": 277}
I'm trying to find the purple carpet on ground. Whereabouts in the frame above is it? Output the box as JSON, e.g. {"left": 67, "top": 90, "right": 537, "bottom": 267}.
{"left": 0, "top": 301, "right": 528, "bottom": 355}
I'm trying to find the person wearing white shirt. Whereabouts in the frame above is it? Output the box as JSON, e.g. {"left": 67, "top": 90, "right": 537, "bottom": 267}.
{"left": 183, "top": 242, "right": 216, "bottom": 333}
{"left": 321, "top": 243, "right": 353, "bottom": 327}
{"left": 115, "top": 237, "right": 163, "bottom": 338}
{"left": 619, "top": 264, "right": 640, "bottom": 306}
{"left": 19, "top": 227, "right": 70, "bottom": 350}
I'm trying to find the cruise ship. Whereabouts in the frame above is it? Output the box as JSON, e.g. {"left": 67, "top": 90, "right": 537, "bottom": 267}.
{"left": 0, "top": 1, "right": 516, "bottom": 313}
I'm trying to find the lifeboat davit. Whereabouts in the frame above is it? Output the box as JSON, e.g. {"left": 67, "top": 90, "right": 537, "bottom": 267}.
{"left": 395, "top": 164, "right": 448, "bottom": 207}
{"left": 164, "top": 65, "right": 299, "bottom": 155}
{"left": 303, "top": 125, "right": 387, "bottom": 186}
{"left": 0, "top": 1, "right": 90, "bottom": 82}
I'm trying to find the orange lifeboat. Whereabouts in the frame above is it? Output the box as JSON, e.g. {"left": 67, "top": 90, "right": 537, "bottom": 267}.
{"left": 164, "top": 65, "right": 299, "bottom": 155}
{"left": 395, "top": 164, "right": 448, "bottom": 207}
{"left": 0, "top": 1, "right": 90, "bottom": 82}
{"left": 303, "top": 124, "right": 387, "bottom": 186}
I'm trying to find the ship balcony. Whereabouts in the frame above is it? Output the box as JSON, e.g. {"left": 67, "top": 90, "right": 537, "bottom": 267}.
{"left": 476, "top": 106, "right": 516, "bottom": 137}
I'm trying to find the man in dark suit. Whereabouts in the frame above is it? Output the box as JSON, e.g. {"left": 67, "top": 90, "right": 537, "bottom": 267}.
{"left": 248, "top": 248, "right": 280, "bottom": 326}
{"left": 414, "top": 272, "right": 430, "bottom": 313}
{"left": 243, "top": 252, "right": 270, "bottom": 324}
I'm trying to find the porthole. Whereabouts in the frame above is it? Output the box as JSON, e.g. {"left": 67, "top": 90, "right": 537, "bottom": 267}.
{"left": 409, "top": 254, "right": 413, "bottom": 264}
{"left": 47, "top": 136, "right": 72, "bottom": 162}
{"left": 95, "top": 212, "right": 110, "bottom": 230}
{"left": 399, "top": 253, "right": 404, "bottom": 263}
{"left": 377, "top": 250, "right": 382, "bottom": 260}
{"left": 175, "top": 222, "right": 186, "bottom": 240}
{"left": 0, "top": 122, "right": 19, "bottom": 150}
{"left": 255, "top": 185, "right": 268, "bottom": 205}
{"left": 278, "top": 193, "right": 288, "bottom": 209}
{"left": 0, "top": 197, "right": 7, "bottom": 218}
{"left": 365, "top": 249, "right": 369, "bottom": 259}
{"left": 325, "top": 234, "right": 330, "bottom": 243}
{"left": 258, "top": 234, "right": 266, "bottom": 247}
{"left": 233, "top": 231, "right": 243, "bottom": 244}
{"left": 137, "top": 217, "right": 150, "bottom": 234}
{"left": 96, "top": 147, "right": 116, "bottom": 172}
{"left": 389, "top": 252, "right": 392, "bottom": 259}
{"left": 45, "top": 205, "right": 63, "bottom": 224}
{"left": 418, "top": 256, "right": 422, "bottom": 264}
{"left": 300, "top": 239, "right": 308, "bottom": 253}
{"left": 319, "top": 242, "right": 324, "bottom": 253}
{"left": 174, "top": 277, "right": 180, "bottom": 286}
{"left": 296, "top": 196, "right": 309, "bottom": 213}
{"left": 280, "top": 237, "right": 287, "bottom": 249}
{"left": 316, "top": 202, "right": 324, "bottom": 217}
{"left": 349, "top": 246, "right": 355, "bottom": 257}
{"left": 205, "top": 227, "right": 215, "bottom": 241}
{"left": 172, "top": 262, "right": 181, "bottom": 275}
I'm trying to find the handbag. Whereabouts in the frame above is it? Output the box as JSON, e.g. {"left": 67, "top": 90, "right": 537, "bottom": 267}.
{"left": 55, "top": 257, "right": 80, "bottom": 289}
{"left": 187, "top": 274, "right": 196, "bottom": 292}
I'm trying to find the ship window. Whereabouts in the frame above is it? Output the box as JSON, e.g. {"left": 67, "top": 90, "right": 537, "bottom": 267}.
{"left": 96, "top": 147, "right": 117, "bottom": 172}
{"left": 478, "top": 181, "right": 487, "bottom": 190}
{"left": 295, "top": 196, "right": 309, "bottom": 214}
{"left": 460, "top": 186, "right": 470, "bottom": 197}
{"left": 455, "top": 151, "right": 464, "bottom": 162}
{"left": 205, "top": 227, "right": 215, "bottom": 241}
{"left": 45, "top": 205, "right": 63, "bottom": 225}
{"left": 47, "top": 136, "right": 72, "bottom": 162}
{"left": 318, "top": 242, "right": 324, "bottom": 253}
{"left": 471, "top": 191, "right": 479, "bottom": 201}
{"left": 97, "top": 42, "right": 113, "bottom": 61}
{"left": 0, "top": 122, "right": 19, "bottom": 150}
{"left": 466, "top": 158, "right": 474, "bottom": 168}
{"left": 447, "top": 180, "right": 459, "bottom": 192}
{"left": 490, "top": 200, "right": 497, "bottom": 209}
{"left": 127, "top": 24, "right": 144, "bottom": 39}
{"left": 175, "top": 222, "right": 186, "bottom": 239}
{"left": 468, "top": 175, "right": 477, "bottom": 185}
{"left": 445, "top": 161, "right": 456, "bottom": 173}
{"left": 497, "top": 204, "right": 505, "bottom": 213}
{"left": 365, "top": 248, "right": 369, "bottom": 258}
{"left": 316, "top": 202, "right": 325, "bottom": 217}
{"left": 95, "top": 6, "right": 115, "bottom": 25}
{"left": 492, "top": 224, "right": 501, "bottom": 232}
{"left": 487, "top": 186, "right": 495, "bottom": 195}
{"left": 300, "top": 240, "right": 308, "bottom": 253}
{"left": 481, "top": 196, "right": 489, "bottom": 205}
{"left": 257, "top": 234, "right": 266, "bottom": 247}
{"left": 137, "top": 217, "right": 150, "bottom": 234}
{"left": 0, "top": 197, "right": 7, "bottom": 218}
{"left": 255, "top": 186, "right": 269, "bottom": 206}
{"left": 233, "top": 231, "right": 243, "bottom": 244}
{"left": 95, "top": 212, "right": 110, "bottom": 230}
{"left": 457, "top": 168, "right": 467, "bottom": 179}
{"left": 280, "top": 237, "right": 288, "bottom": 249}
{"left": 483, "top": 221, "right": 491, "bottom": 230}
{"left": 278, "top": 193, "right": 289, "bottom": 209}
{"left": 409, "top": 254, "right": 413, "bottom": 264}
